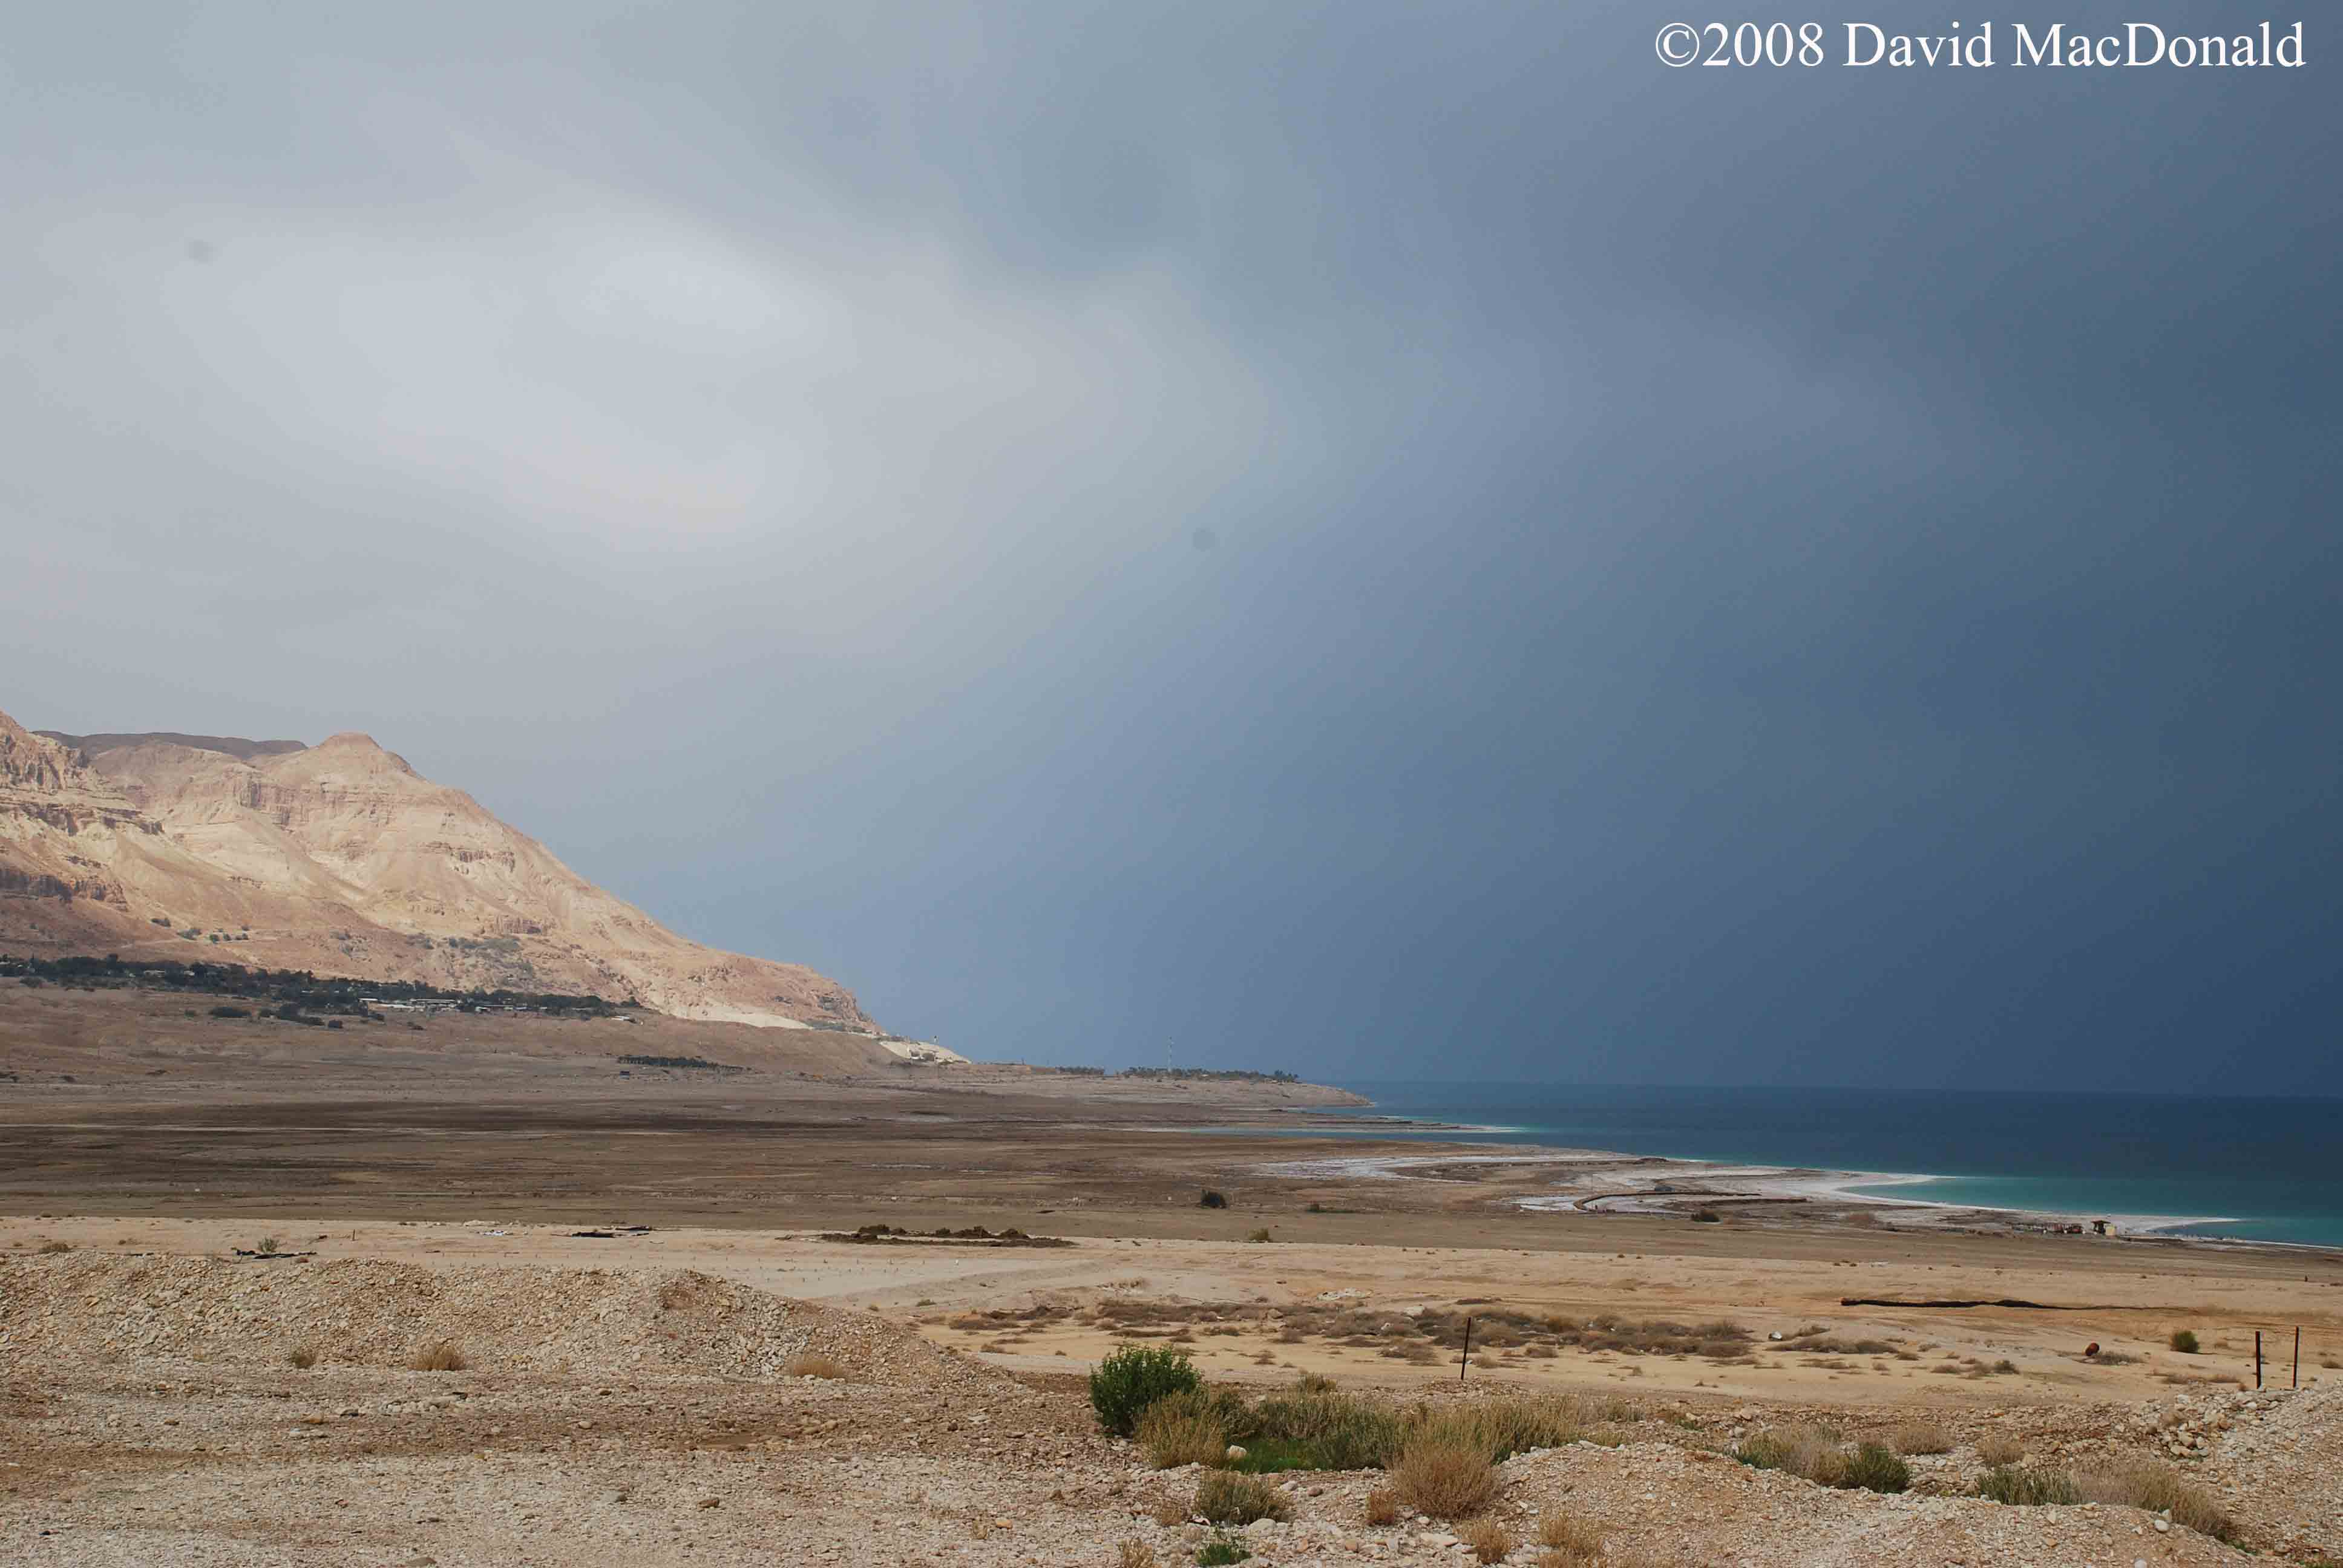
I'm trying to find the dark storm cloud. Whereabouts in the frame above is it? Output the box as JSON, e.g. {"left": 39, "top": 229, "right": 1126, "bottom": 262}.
{"left": 1, "top": 2, "right": 2333, "bottom": 1090}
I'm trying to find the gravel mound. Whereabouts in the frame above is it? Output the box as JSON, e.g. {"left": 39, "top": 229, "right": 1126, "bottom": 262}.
{"left": 2206, "top": 1382, "right": 2343, "bottom": 1555}
{"left": 0, "top": 1253, "right": 1003, "bottom": 1391}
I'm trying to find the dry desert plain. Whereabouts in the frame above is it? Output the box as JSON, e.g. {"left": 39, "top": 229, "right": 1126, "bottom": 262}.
{"left": 4, "top": 985, "right": 2340, "bottom": 1566}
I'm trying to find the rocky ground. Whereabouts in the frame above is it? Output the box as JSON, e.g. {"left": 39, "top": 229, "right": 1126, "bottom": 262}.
{"left": 4, "top": 1249, "right": 2332, "bottom": 1566}
{"left": 5, "top": 1001, "right": 2337, "bottom": 1564}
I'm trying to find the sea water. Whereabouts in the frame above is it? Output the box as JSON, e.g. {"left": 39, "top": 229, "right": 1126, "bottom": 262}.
{"left": 1272, "top": 1082, "right": 2343, "bottom": 1248}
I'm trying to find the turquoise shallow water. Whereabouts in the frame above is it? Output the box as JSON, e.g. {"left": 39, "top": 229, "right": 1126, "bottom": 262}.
{"left": 1278, "top": 1082, "right": 2343, "bottom": 1248}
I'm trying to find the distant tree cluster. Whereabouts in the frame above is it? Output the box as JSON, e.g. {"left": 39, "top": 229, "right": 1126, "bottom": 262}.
{"left": 0, "top": 952, "right": 621, "bottom": 1019}
{"left": 1116, "top": 1066, "right": 1300, "bottom": 1083}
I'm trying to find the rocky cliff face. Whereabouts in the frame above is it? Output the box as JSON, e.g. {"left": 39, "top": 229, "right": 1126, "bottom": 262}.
{"left": 0, "top": 707, "right": 870, "bottom": 1031}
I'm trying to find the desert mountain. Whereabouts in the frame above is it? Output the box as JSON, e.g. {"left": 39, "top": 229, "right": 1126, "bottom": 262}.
{"left": 0, "top": 707, "right": 890, "bottom": 1036}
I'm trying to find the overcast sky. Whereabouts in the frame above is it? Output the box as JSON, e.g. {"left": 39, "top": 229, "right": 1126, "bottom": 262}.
{"left": 3, "top": 2, "right": 2334, "bottom": 1091}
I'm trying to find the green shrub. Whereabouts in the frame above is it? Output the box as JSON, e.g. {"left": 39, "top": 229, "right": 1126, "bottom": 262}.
{"left": 1977, "top": 1466, "right": 2079, "bottom": 1506}
{"left": 1199, "top": 1190, "right": 1228, "bottom": 1209}
{"left": 2169, "top": 1329, "right": 2200, "bottom": 1354}
{"left": 1195, "top": 1471, "right": 1291, "bottom": 1526}
{"left": 1091, "top": 1344, "right": 1203, "bottom": 1437}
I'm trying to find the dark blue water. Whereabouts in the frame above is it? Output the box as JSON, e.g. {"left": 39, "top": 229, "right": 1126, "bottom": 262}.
{"left": 1277, "top": 1082, "right": 2343, "bottom": 1248}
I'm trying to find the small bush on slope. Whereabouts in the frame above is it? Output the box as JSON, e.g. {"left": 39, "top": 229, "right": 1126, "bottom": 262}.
{"left": 1391, "top": 1432, "right": 1498, "bottom": 1520}
{"left": 1888, "top": 1422, "right": 1951, "bottom": 1455}
{"left": 1977, "top": 1466, "right": 2079, "bottom": 1506}
{"left": 1247, "top": 1390, "right": 1406, "bottom": 1470}
{"left": 2074, "top": 1458, "right": 2234, "bottom": 1541}
{"left": 1735, "top": 1426, "right": 1907, "bottom": 1492}
{"left": 1976, "top": 1432, "right": 2026, "bottom": 1466}
{"left": 1091, "top": 1345, "right": 1202, "bottom": 1437}
{"left": 1194, "top": 1472, "right": 1291, "bottom": 1526}
{"left": 1138, "top": 1399, "right": 1229, "bottom": 1469}
{"left": 1462, "top": 1517, "right": 1513, "bottom": 1563}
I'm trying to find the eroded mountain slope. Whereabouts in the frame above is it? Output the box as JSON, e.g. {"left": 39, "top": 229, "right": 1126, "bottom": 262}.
{"left": 1, "top": 707, "right": 872, "bottom": 1031}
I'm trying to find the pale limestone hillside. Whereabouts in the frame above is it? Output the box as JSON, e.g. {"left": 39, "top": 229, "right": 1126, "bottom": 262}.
{"left": 1, "top": 706, "right": 873, "bottom": 1033}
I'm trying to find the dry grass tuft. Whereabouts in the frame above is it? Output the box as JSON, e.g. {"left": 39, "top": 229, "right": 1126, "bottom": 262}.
{"left": 286, "top": 1344, "right": 320, "bottom": 1370}
{"left": 1364, "top": 1486, "right": 1401, "bottom": 1527}
{"left": 2074, "top": 1458, "right": 2235, "bottom": 1541}
{"left": 1974, "top": 1431, "right": 2025, "bottom": 1466}
{"left": 1247, "top": 1388, "right": 1403, "bottom": 1469}
{"left": 1735, "top": 1423, "right": 1844, "bottom": 1483}
{"left": 1888, "top": 1422, "right": 1951, "bottom": 1455}
{"left": 1148, "top": 1493, "right": 1187, "bottom": 1527}
{"left": 1976, "top": 1465, "right": 2077, "bottom": 1506}
{"left": 37, "top": 1240, "right": 71, "bottom": 1254}
{"left": 1391, "top": 1432, "right": 1499, "bottom": 1520}
{"left": 1115, "top": 1542, "right": 1160, "bottom": 1568}
{"left": 1136, "top": 1400, "right": 1228, "bottom": 1469}
{"left": 1403, "top": 1393, "right": 1604, "bottom": 1468}
{"left": 1735, "top": 1426, "right": 1907, "bottom": 1492}
{"left": 1461, "top": 1516, "right": 1513, "bottom": 1563}
{"left": 408, "top": 1341, "right": 468, "bottom": 1373}
{"left": 782, "top": 1351, "right": 847, "bottom": 1380}
{"left": 1194, "top": 1471, "right": 1291, "bottom": 1526}
{"left": 1538, "top": 1507, "right": 1605, "bottom": 1555}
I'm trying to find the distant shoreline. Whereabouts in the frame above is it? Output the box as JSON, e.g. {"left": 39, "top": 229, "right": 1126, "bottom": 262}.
{"left": 1259, "top": 1099, "right": 2324, "bottom": 1253}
